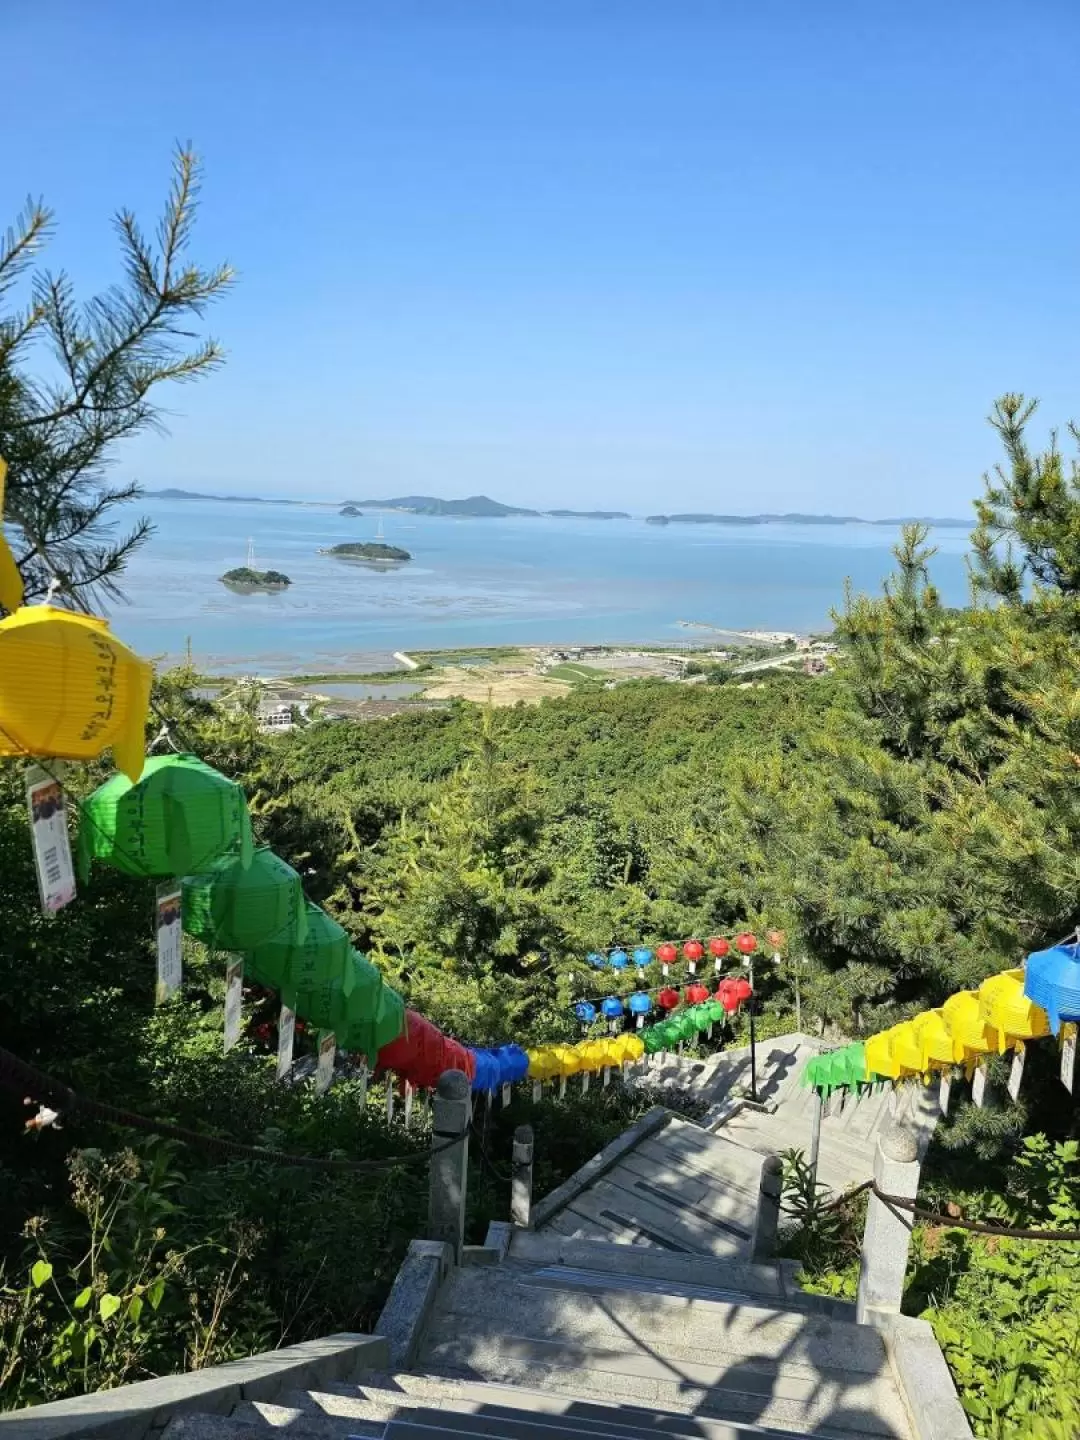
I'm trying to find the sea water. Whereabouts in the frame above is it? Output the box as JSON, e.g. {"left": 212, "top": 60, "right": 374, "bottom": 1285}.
{"left": 106, "top": 497, "right": 974, "bottom": 675}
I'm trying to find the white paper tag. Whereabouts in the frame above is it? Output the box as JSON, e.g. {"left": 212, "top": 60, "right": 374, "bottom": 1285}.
{"left": 558, "top": 1074, "right": 567, "bottom": 1098}
{"left": 315, "top": 1032, "right": 336, "bottom": 1095}
{"left": 677, "top": 1042, "right": 684, "bottom": 1056}
{"left": 938, "top": 1068, "right": 952, "bottom": 1115}
{"left": 581, "top": 1070, "right": 590, "bottom": 1094}
{"left": 386, "top": 1075, "right": 396, "bottom": 1120}
{"left": 972, "top": 1058, "right": 988, "bottom": 1108}
{"left": 707, "top": 1023, "right": 713, "bottom": 1041}
{"left": 357, "top": 1062, "right": 369, "bottom": 1108}
{"left": 532, "top": 1080, "right": 542, "bottom": 1102}
{"left": 155, "top": 884, "right": 182, "bottom": 1003}
{"left": 636, "top": 1014, "right": 644, "bottom": 1029}
{"left": 1061, "top": 1024, "right": 1077, "bottom": 1094}
{"left": 714, "top": 958, "right": 722, "bottom": 973}
{"left": 1007, "top": 1044, "right": 1026, "bottom": 1101}
{"left": 276, "top": 1005, "right": 295, "bottom": 1079}
{"left": 223, "top": 958, "right": 243, "bottom": 1053}
{"left": 26, "top": 766, "right": 75, "bottom": 914}
{"left": 404, "top": 1080, "right": 414, "bottom": 1126}
{"left": 602, "top": 1065, "right": 611, "bottom": 1088}
{"left": 688, "top": 960, "right": 696, "bottom": 975}
{"left": 501, "top": 1082, "right": 511, "bottom": 1107}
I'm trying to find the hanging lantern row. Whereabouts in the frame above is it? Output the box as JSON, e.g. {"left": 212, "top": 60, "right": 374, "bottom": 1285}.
{"left": 585, "top": 930, "right": 768, "bottom": 978}
{"left": 804, "top": 944, "right": 1080, "bottom": 1103}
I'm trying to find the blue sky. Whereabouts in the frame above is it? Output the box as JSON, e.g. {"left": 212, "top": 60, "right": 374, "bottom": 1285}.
{"left": 6, "top": 0, "right": 1079, "bottom": 515}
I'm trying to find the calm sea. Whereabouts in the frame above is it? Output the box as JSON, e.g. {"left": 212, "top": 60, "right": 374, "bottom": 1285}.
{"left": 104, "top": 498, "right": 974, "bottom": 675}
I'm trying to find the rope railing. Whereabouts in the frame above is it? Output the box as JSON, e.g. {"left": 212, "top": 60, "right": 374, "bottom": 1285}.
{"left": 811, "top": 1176, "right": 1080, "bottom": 1242}
{"left": 0, "top": 1045, "right": 463, "bottom": 1175}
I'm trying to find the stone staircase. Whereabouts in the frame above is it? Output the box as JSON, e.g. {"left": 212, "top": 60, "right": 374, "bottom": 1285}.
{"left": 157, "top": 1039, "right": 950, "bottom": 1440}
{"left": 10, "top": 1035, "right": 965, "bottom": 1440}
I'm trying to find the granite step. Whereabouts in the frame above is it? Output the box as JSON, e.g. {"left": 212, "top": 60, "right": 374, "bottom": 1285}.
{"left": 267, "top": 1378, "right": 844, "bottom": 1440}
{"left": 428, "top": 1269, "right": 881, "bottom": 1369}
{"left": 416, "top": 1332, "right": 910, "bottom": 1437}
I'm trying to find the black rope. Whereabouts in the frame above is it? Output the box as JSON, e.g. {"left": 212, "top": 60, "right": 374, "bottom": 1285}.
{"left": 813, "top": 1177, "right": 1080, "bottom": 1241}
{"left": 1, "top": 1046, "right": 460, "bottom": 1174}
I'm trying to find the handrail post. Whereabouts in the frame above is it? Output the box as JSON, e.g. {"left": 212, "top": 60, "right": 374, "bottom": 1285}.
{"left": 856, "top": 1120, "right": 921, "bottom": 1324}
{"left": 428, "top": 1068, "right": 471, "bottom": 1263}
{"left": 510, "top": 1123, "right": 534, "bottom": 1229}
{"left": 751, "top": 1154, "right": 783, "bottom": 1260}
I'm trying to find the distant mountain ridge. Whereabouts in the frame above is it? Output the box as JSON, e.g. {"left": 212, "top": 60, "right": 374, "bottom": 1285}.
{"left": 147, "top": 488, "right": 969, "bottom": 527}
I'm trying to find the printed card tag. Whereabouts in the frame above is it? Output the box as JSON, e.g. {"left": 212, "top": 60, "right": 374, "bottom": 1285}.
{"left": 972, "top": 1058, "right": 988, "bottom": 1108}
{"left": 707, "top": 1024, "right": 714, "bottom": 1041}
{"left": 1007, "top": 1044, "right": 1026, "bottom": 1101}
{"left": 938, "top": 1068, "right": 952, "bottom": 1116}
{"left": 357, "top": 1061, "right": 369, "bottom": 1108}
{"left": 532, "top": 1080, "right": 542, "bottom": 1102}
{"left": 558, "top": 1074, "right": 567, "bottom": 1098}
{"left": 314, "top": 1032, "right": 336, "bottom": 1096}
{"left": 501, "top": 1082, "right": 511, "bottom": 1107}
{"left": 386, "top": 1076, "right": 396, "bottom": 1121}
{"left": 155, "top": 884, "right": 182, "bottom": 1003}
{"left": 26, "top": 766, "right": 75, "bottom": 914}
{"left": 602, "top": 1065, "right": 611, "bottom": 1088}
{"left": 403, "top": 1080, "right": 414, "bottom": 1126}
{"left": 1061, "top": 1024, "right": 1077, "bottom": 1094}
{"left": 276, "top": 1005, "right": 295, "bottom": 1080}
{"left": 581, "top": 1070, "right": 590, "bottom": 1095}
{"left": 223, "top": 958, "right": 243, "bottom": 1053}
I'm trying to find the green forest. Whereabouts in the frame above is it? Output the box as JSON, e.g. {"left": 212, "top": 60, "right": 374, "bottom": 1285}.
{"left": 2, "top": 158, "right": 1079, "bottom": 1434}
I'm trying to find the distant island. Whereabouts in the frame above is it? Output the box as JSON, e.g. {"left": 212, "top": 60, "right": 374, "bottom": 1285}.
{"left": 645, "top": 511, "right": 970, "bottom": 528}
{"left": 147, "top": 488, "right": 302, "bottom": 505}
{"left": 340, "top": 505, "right": 364, "bottom": 517}
{"left": 220, "top": 566, "right": 291, "bottom": 592}
{"left": 320, "top": 542, "right": 411, "bottom": 563}
{"left": 352, "top": 494, "right": 538, "bottom": 518}
{"left": 547, "top": 509, "right": 630, "bottom": 520}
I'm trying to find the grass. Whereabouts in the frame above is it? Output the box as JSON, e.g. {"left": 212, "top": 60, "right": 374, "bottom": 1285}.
{"left": 546, "top": 663, "right": 604, "bottom": 683}
{"left": 281, "top": 668, "right": 433, "bottom": 685}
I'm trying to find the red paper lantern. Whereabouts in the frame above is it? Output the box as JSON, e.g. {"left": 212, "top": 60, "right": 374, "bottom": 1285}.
{"left": 685, "top": 982, "right": 710, "bottom": 1006}
{"left": 735, "top": 931, "right": 757, "bottom": 956}
{"left": 656, "top": 942, "right": 678, "bottom": 966}
{"left": 709, "top": 936, "right": 729, "bottom": 958}
{"left": 683, "top": 940, "right": 704, "bottom": 962}
{"left": 716, "top": 978, "right": 739, "bottom": 1013}
{"left": 766, "top": 928, "right": 786, "bottom": 951}
{"left": 657, "top": 987, "right": 681, "bottom": 1011}
{"left": 733, "top": 977, "right": 753, "bottom": 1004}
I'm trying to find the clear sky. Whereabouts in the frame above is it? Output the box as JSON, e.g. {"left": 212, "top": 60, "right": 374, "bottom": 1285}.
{"left": 6, "top": 0, "right": 1079, "bottom": 515}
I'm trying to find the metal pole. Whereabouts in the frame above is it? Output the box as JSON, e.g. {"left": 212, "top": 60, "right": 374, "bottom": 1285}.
{"left": 809, "top": 1088, "right": 823, "bottom": 1187}
{"left": 794, "top": 960, "right": 802, "bottom": 1035}
{"left": 748, "top": 954, "right": 758, "bottom": 1102}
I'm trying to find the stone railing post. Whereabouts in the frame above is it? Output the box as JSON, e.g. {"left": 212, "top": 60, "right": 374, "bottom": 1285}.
{"left": 751, "top": 1154, "right": 784, "bottom": 1260}
{"left": 510, "top": 1123, "right": 534, "bottom": 1229}
{"left": 856, "top": 1120, "right": 921, "bottom": 1325}
{"left": 428, "top": 1068, "right": 471, "bottom": 1263}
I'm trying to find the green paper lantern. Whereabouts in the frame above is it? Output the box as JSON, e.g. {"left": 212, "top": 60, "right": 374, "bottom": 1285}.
{"left": 282, "top": 947, "right": 404, "bottom": 1059}
{"left": 247, "top": 901, "right": 350, "bottom": 995}
{"left": 673, "top": 1010, "right": 699, "bottom": 1042}
{"left": 835, "top": 1042, "right": 868, "bottom": 1091}
{"left": 689, "top": 1003, "right": 713, "bottom": 1033}
{"left": 642, "top": 1024, "right": 666, "bottom": 1054}
{"left": 78, "top": 754, "right": 253, "bottom": 880}
{"left": 706, "top": 999, "right": 726, "bottom": 1024}
{"left": 182, "top": 846, "right": 307, "bottom": 951}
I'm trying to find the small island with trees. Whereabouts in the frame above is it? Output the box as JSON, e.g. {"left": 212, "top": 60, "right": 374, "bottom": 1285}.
{"left": 320, "top": 541, "right": 412, "bottom": 563}
{"left": 340, "top": 505, "right": 364, "bottom": 517}
{"left": 220, "top": 566, "right": 292, "bottom": 592}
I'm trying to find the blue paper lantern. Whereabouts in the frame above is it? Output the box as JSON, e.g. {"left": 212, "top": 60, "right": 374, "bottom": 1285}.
{"left": 496, "top": 1044, "right": 530, "bottom": 1085}
{"left": 601, "top": 996, "right": 625, "bottom": 1019}
{"left": 586, "top": 951, "right": 607, "bottom": 969}
{"left": 629, "top": 992, "right": 651, "bottom": 1016}
{"left": 1024, "top": 943, "right": 1080, "bottom": 1035}
{"left": 633, "top": 947, "right": 653, "bottom": 968}
{"left": 609, "top": 949, "right": 629, "bottom": 971}
{"left": 575, "top": 1001, "right": 597, "bottom": 1024}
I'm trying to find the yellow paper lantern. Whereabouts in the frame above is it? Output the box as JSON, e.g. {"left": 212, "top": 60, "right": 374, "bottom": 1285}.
{"left": 0, "top": 606, "right": 152, "bottom": 781}
{"left": 978, "top": 969, "right": 1051, "bottom": 1054}
{"left": 912, "top": 1009, "right": 964, "bottom": 1071}
{"left": 890, "top": 1022, "right": 924, "bottom": 1077}
{"left": 0, "top": 457, "right": 25, "bottom": 614}
{"left": 941, "top": 990, "right": 1000, "bottom": 1066}
{"left": 865, "top": 1026, "right": 904, "bottom": 1079}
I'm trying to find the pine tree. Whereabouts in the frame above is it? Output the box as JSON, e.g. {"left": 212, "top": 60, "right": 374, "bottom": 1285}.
{"left": 0, "top": 147, "right": 232, "bottom": 611}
